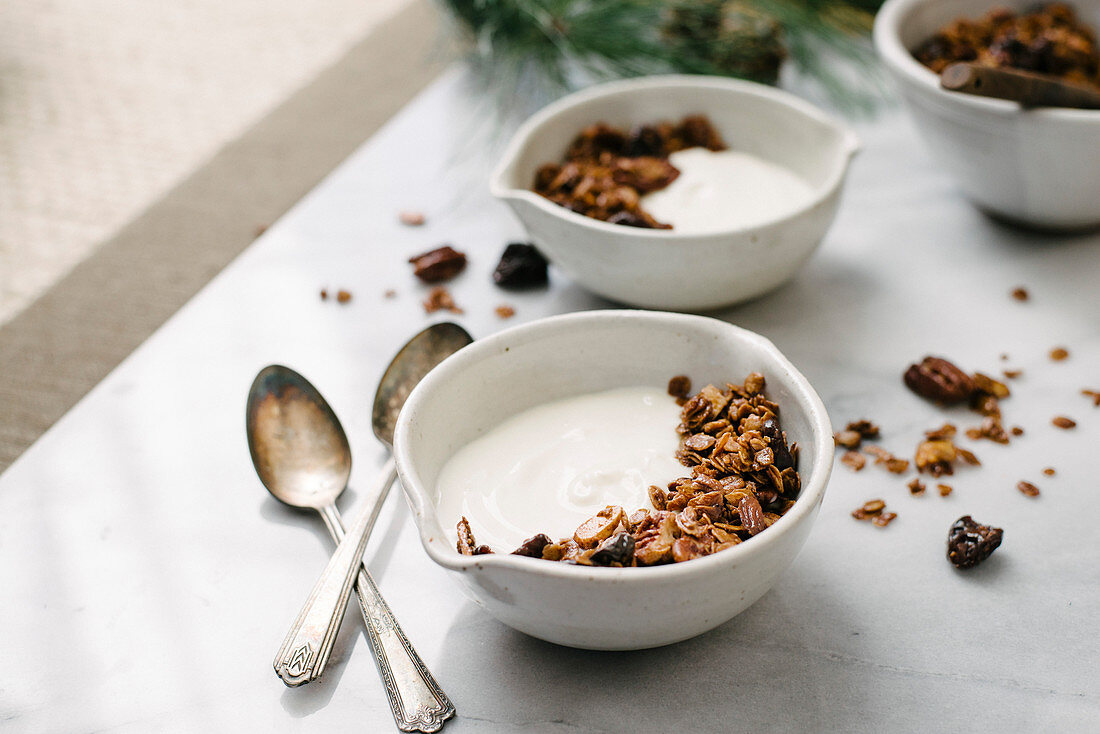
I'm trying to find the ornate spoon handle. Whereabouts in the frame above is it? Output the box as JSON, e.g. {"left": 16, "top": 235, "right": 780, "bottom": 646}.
{"left": 273, "top": 486, "right": 377, "bottom": 686}
{"left": 319, "top": 459, "right": 456, "bottom": 732}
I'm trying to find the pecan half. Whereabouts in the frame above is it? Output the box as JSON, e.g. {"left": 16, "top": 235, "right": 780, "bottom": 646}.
{"left": 408, "top": 245, "right": 467, "bottom": 283}
{"left": 903, "top": 356, "right": 975, "bottom": 404}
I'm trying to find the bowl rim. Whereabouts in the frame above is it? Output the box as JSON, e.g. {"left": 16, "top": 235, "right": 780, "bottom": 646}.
{"left": 393, "top": 309, "right": 835, "bottom": 584}
{"left": 489, "top": 74, "right": 861, "bottom": 240}
{"left": 874, "top": 0, "right": 1100, "bottom": 121}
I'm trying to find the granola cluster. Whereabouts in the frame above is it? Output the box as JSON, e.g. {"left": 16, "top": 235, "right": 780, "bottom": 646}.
{"left": 914, "top": 3, "right": 1100, "bottom": 89}
{"left": 532, "top": 115, "right": 727, "bottom": 229}
{"left": 456, "top": 372, "right": 801, "bottom": 567}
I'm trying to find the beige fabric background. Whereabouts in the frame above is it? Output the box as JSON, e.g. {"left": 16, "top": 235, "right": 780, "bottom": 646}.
{"left": 0, "top": 0, "right": 453, "bottom": 470}
{"left": 0, "top": 0, "right": 410, "bottom": 325}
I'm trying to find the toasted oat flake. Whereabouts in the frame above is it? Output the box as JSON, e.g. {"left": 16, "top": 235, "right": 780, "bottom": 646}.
{"left": 1010, "top": 287, "right": 1029, "bottom": 301}
{"left": 1017, "top": 481, "right": 1040, "bottom": 497}
{"left": 938, "top": 483, "right": 953, "bottom": 496}
{"left": 1043, "top": 467, "right": 1056, "bottom": 476}
{"left": 1083, "top": 389, "right": 1100, "bottom": 407}
{"left": 852, "top": 499, "right": 886, "bottom": 520}
{"left": 336, "top": 290, "right": 352, "bottom": 304}
{"left": 1011, "top": 426, "right": 1024, "bottom": 436}
{"left": 834, "top": 430, "right": 862, "bottom": 449}
{"left": 907, "top": 478, "right": 926, "bottom": 496}
{"left": 399, "top": 210, "right": 426, "bottom": 226}
{"left": 495, "top": 304, "right": 516, "bottom": 319}
{"left": 872, "top": 512, "right": 897, "bottom": 528}
{"left": 1052, "top": 416, "right": 1076, "bottom": 429}
{"left": 1050, "top": 347, "right": 1069, "bottom": 361}
{"left": 320, "top": 289, "right": 328, "bottom": 300}
{"left": 1003, "top": 369, "right": 1022, "bottom": 379}
{"left": 841, "top": 451, "right": 866, "bottom": 472}
{"left": 384, "top": 289, "right": 397, "bottom": 299}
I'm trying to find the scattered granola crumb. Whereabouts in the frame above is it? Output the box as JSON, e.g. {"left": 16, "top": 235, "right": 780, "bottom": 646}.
{"left": 864, "top": 445, "right": 910, "bottom": 474}
{"left": 320, "top": 289, "right": 328, "bottom": 301}
{"left": 409, "top": 246, "right": 467, "bottom": 283}
{"left": 852, "top": 499, "right": 886, "bottom": 520}
{"left": 1010, "top": 287, "right": 1029, "bottom": 301}
{"left": 908, "top": 478, "right": 926, "bottom": 496}
{"left": 1052, "top": 415, "right": 1076, "bottom": 429}
{"left": 1000, "top": 353, "right": 1009, "bottom": 361}
{"left": 667, "top": 375, "right": 691, "bottom": 402}
{"left": 1043, "top": 467, "right": 1056, "bottom": 476}
{"left": 495, "top": 304, "right": 516, "bottom": 319}
{"left": 841, "top": 451, "right": 866, "bottom": 472}
{"left": 423, "top": 286, "right": 463, "bottom": 314}
{"left": 1083, "top": 389, "right": 1100, "bottom": 407}
{"left": 1003, "top": 369, "right": 1022, "bottom": 379}
{"left": 872, "top": 512, "right": 897, "bottom": 528}
{"left": 1016, "top": 480, "right": 1040, "bottom": 497}
{"left": 1011, "top": 426, "right": 1024, "bottom": 436}
{"left": 1050, "top": 347, "right": 1069, "bottom": 361}
{"left": 336, "top": 290, "right": 352, "bottom": 304}
{"left": 938, "top": 483, "right": 953, "bottom": 496}
{"left": 834, "top": 430, "right": 862, "bottom": 449}
{"left": 384, "top": 289, "right": 397, "bottom": 299}
{"left": 846, "top": 420, "right": 880, "bottom": 439}
{"left": 399, "top": 210, "right": 426, "bottom": 226}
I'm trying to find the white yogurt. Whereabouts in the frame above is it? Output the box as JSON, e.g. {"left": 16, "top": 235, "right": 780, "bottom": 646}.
{"left": 435, "top": 386, "right": 684, "bottom": 551}
{"left": 642, "top": 148, "right": 816, "bottom": 233}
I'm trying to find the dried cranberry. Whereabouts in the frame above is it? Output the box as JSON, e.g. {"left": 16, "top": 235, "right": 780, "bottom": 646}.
{"left": 590, "top": 532, "right": 635, "bottom": 566}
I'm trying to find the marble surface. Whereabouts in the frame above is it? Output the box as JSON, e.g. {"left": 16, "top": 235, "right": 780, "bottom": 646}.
{"left": 1, "top": 68, "right": 1098, "bottom": 732}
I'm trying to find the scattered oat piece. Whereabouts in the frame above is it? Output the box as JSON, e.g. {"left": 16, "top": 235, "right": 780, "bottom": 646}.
{"left": 841, "top": 451, "right": 866, "bottom": 472}
{"left": 336, "top": 290, "right": 352, "bottom": 304}
{"left": 1050, "top": 347, "right": 1069, "bottom": 361}
{"left": 834, "top": 430, "right": 862, "bottom": 449}
{"left": 852, "top": 499, "right": 886, "bottom": 520}
{"left": 908, "top": 478, "right": 926, "bottom": 496}
{"left": 1000, "top": 353, "right": 1009, "bottom": 361}
{"left": 384, "top": 289, "right": 397, "bottom": 299}
{"left": 495, "top": 304, "right": 516, "bottom": 319}
{"left": 864, "top": 445, "right": 910, "bottom": 474}
{"left": 320, "top": 289, "right": 328, "bottom": 301}
{"left": 947, "top": 516, "right": 1003, "bottom": 569}
{"left": 1043, "top": 467, "right": 1056, "bottom": 476}
{"left": 967, "top": 415, "right": 1009, "bottom": 444}
{"left": 1052, "top": 415, "right": 1076, "bottom": 429}
{"left": 846, "top": 420, "right": 880, "bottom": 439}
{"left": 915, "top": 439, "right": 957, "bottom": 477}
{"left": 938, "top": 483, "right": 953, "bottom": 496}
{"left": 423, "top": 286, "right": 463, "bottom": 314}
{"left": 399, "top": 210, "right": 426, "bottom": 226}
{"left": 1083, "top": 389, "right": 1100, "bottom": 407}
{"left": 924, "top": 423, "right": 957, "bottom": 440}
{"left": 1010, "top": 287, "right": 1029, "bottom": 301}
{"left": 1010, "top": 426, "right": 1024, "bottom": 436}
{"left": 1016, "top": 480, "right": 1040, "bottom": 497}
{"left": 1003, "top": 369, "right": 1022, "bottom": 379}
{"left": 409, "top": 245, "right": 467, "bottom": 283}
{"left": 872, "top": 512, "right": 897, "bottom": 528}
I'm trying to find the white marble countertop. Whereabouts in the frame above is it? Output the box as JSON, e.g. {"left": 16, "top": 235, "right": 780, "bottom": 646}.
{"left": 2, "top": 68, "right": 1098, "bottom": 732}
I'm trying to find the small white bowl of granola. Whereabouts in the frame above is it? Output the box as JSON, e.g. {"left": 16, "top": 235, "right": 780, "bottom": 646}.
{"left": 490, "top": 75, "right": 859, "bottom": 311}
{"left": 393, "top": 310, "right": 834, "bottom": 650}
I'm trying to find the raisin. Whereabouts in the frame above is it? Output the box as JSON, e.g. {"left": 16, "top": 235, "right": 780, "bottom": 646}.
{"left": 492, "top": 243, "right": 549, "bottom": 288}
{"left": 761, "top": 417, "right": 795, "bottom": 471}
{"left": 590, "top": 531, "right": 635, "bottom": 566}
{"left": 947, "top": 515, "right": 1003, "bottom": 569}
{"left": 512, "top": 533, "right": 552, "bottom": 558}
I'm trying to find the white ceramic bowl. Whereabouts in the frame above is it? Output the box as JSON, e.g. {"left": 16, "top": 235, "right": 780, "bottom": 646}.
{"left": 393, "top": 310, "right": 834, "bottom": 650}
{"left": 490, "top": 76, "right": 859, "bottom": 311}
{"left": 875, "top": 0, "right": 1100, "bottom": 230}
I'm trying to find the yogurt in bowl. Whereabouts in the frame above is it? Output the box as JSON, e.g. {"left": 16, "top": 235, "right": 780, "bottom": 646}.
{"left": 393, "top": 310, "right": 834, "bottom": 650}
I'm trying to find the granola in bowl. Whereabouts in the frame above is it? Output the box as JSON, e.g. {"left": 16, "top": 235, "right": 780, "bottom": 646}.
{"left": 453, "top": 372, "right": 801, "bottom": 566}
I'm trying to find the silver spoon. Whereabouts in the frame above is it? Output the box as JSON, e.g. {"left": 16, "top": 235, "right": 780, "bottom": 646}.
{"left": 247, "top": 322, "right": 472, "bottom": 731}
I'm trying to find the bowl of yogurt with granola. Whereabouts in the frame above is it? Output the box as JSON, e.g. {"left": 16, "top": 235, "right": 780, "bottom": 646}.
{"left": 393, "top": 310, "right": 834, "bottom": 649}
